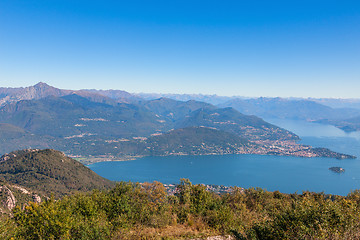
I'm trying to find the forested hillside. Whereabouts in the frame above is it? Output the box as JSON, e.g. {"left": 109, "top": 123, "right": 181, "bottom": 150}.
{"left": 0, "top": 149, "right": 114, "bottom": 197}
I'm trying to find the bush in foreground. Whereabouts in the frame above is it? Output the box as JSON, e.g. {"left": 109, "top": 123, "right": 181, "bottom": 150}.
{"left": 1, "top": 179, "right": 360, "bottom": 239}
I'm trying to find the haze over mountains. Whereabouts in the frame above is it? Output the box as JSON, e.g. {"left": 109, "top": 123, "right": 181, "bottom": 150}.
{"left": 137, "top": 92, "right": 360, "bottom": 109}
{"left": 0, "top": 83, "right": 357, "bottom": 159}
{"left": 219, "top": 98, "right": 360, "bottom": 122}
{"left": 137, "top": 92, "right": 360, "bottom": 131}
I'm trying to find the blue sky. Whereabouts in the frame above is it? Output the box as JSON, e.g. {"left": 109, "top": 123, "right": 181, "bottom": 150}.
{"left": 0, "top": 0, "right": 359, "bottom": 98}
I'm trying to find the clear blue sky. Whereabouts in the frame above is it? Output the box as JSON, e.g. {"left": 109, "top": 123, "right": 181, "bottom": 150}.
{"left": 1, "top": 0, "right": 359, "bottom": 98}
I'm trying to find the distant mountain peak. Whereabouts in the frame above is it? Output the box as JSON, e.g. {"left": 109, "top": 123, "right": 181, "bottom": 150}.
{"left": 33, "top": 82, "right": 51, "bottom": 88}
{"left": 22, "top": 82, "right": 69, "bottom": 100}
{"left": 156, "top": 97, "right": 176, "bottom": 102}
{"left": 31, "top": 82, "right": 63, "bottom": 93}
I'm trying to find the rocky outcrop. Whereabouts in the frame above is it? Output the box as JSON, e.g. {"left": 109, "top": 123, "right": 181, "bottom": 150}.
{"left": 0, "top": 183, "right": 42, "bottom": 214}
{"left": 0, "top": 186, "right": 16, "bottom": 211}
{"left": 32, "top": 194, "right": 41, "bottom": 204}
{"left": 11, "top": 185, "right": 31, "bottom": 194}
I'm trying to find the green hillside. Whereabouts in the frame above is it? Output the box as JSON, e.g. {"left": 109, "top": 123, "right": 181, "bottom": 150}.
{"left": 0, "top": 123, "right": 55, "bottom": 154}
{"left": 0, "top": 149, "right": 114, "bottom": 197}
{"left": 177, "top": 107, "right": 299, "bottom": 141}
{"left": 0, "top": 94, "right": 166, "bottom": 138}
{"left": 0, "top": 93, "right": 301, "bottom": 157}
{"left": 143, "top": 97, "right": 216, "bottom": 121}
{"left": 144, "top": 126, "right": 252, "bottom": 155}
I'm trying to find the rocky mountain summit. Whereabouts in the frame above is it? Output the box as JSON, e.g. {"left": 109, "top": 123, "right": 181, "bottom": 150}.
{"left": 0, "top": 82, "right": 71, "bottom": 106}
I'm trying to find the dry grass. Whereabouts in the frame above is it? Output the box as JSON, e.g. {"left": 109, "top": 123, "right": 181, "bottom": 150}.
{"left": 112, "top": 223, "right": 219, "bottom": 240}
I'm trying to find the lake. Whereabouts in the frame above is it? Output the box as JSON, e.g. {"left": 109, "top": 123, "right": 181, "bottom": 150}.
{"left": 89, "top": 119, "right": 360, "bottom": 196}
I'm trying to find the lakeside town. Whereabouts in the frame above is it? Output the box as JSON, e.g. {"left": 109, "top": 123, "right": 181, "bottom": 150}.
{"left": 70, "top": 137, "right": 355, "bottom": 165}
{"left": 162, "top": 183, "right": 237, "bottom": 195}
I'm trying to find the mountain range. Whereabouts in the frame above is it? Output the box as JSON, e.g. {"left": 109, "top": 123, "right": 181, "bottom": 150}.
{"left": 0, "top": 83, "right": 356, "bottom": 159}
{"left": 218, "top": 97, "right": 360, "bottom": 121}
{"left": 137, "top": 92, "right": 360, "bottom": 132}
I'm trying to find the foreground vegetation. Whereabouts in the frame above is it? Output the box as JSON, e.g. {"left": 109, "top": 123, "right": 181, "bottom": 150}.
{"left": 1, "top": 179, "right": 360, "bottom": 239}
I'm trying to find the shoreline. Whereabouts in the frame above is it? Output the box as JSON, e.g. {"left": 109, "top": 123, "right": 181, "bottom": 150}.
{"left": 74, "top": 155, "right": 144, "bottom": 165}
{"left": 76, "top": 149, "right": 356, "bottom": 165}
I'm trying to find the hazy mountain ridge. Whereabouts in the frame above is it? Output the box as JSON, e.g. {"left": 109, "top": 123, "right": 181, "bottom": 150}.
{"left": 316, "top": 116, "right": 360, "bottom": 132}
{"left": 218, "top": 97, "right": 360, "bottom": 132}
{"left": 135, "top": 93, "right": 360, "bottom": 131}
{"left": 84, "top": 88, "right": 142, "bottom": 103}
{"left": 135, "top": 92, "right": 360, "bottom": 110}
{"left": 218, "top": 97, "right": 360, "bottom": 121}
{"left": 135, "top": 92, "right": 236, "bottom": 105}
{"left": 3, "top": 83, "right": 359, "bottom": 123}
{"left": 0, "top": 83, "right": 355, "bottom": 159}
{"left": 311, "top": 98, "right": 360, "bottom": 109}
{"left": 0, "top": 82, "right": 137, "bottom": 107}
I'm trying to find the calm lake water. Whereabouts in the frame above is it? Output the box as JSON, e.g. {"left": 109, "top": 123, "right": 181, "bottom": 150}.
{"left": 89, "top": 119, "right": 360, "bottom": 196}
